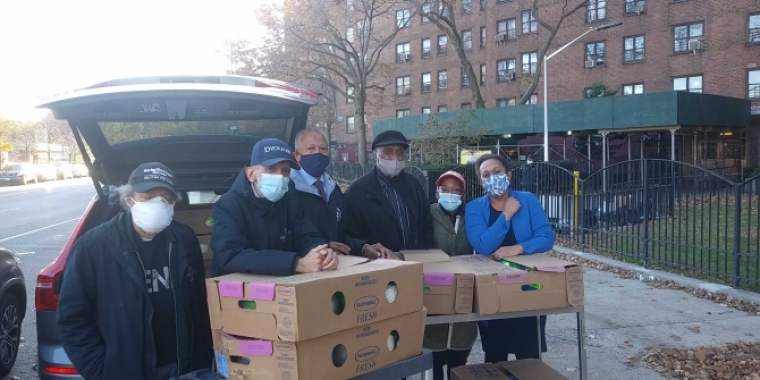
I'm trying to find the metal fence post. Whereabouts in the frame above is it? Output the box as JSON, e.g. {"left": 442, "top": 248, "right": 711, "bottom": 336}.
{"left": 642, "top": 160, "right": 650, "bottom": 268}
{"left": 580, "top": 180, "right": 586, "bottom": 250}
{"left": 733, "top": 185, "right": 742, "bottom": 288}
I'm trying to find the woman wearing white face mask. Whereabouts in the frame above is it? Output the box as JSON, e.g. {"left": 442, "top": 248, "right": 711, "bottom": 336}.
{"left": 464, "top": 154, "right": 555, "bottom": 364}
{"left": 424, "top": 171, "right": 477, "bottom": 380}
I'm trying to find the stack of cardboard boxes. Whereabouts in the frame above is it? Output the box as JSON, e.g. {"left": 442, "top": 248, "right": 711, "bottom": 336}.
{"left": 451, "top": 360, "right": 567, "bottom": 380}
{"left": 205, "top": 257, "right": 427, "bottom": 380}
{"left": 174, "top": 208, "right": 215, "bottom": 276}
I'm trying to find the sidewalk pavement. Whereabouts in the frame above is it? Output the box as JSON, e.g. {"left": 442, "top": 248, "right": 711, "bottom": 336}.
{"left": 411, "top": 249, "right": 760, "bottom": 380}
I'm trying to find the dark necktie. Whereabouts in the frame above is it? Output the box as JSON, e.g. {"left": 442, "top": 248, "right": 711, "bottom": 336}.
{"left": 314, "top": 180, "right": 328, "bottom": 202}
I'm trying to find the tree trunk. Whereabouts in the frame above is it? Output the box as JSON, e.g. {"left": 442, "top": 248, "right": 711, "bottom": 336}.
{"left": 356, "top": 100, "right": 367, "bottom": 164}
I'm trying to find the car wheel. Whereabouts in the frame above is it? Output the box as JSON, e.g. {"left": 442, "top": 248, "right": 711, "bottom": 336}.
{"left": 0, "top": 293, "right": 21, "bottom": 377}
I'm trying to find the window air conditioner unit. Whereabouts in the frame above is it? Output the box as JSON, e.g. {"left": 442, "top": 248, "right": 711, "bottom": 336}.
{"left": 634, "top": 2, "right": 645, "bottom": 14}
{"left": 404, "top": 87, "right": 412, "bottom": 95}
{"left": 596, "top": 59, "right": 605, "bottom": 66}
{"left": 405, "top": 53, "right": 411, "bottom": 61}
{"left": 506, "top": 71, "right": 515, "bottom": 81}
{"left": 397, "top": 53, "right": 410, "bottom": 62}
{"left": 423, "top": 84, "right": 431, "bottom": 92}
{"left": 494, "top": 33, "right": 506, "bottom": 43}
{"left": 584, "top": 60, "right": 596, "bottom": 68}
{"left": 688, "top": 39, "right": 703, "bottom": 52}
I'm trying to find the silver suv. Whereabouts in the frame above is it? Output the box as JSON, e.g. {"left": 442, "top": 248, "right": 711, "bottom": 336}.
{"left": 34, "top": 75, "right": 318, "bottom": 379}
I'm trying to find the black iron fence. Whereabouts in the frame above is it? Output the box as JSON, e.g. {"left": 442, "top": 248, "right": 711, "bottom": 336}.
{"left": 331, "top": 159, "right": 760, "bottom": 291}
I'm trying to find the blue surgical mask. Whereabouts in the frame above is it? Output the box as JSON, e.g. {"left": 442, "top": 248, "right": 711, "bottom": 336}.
{"left": 299, "top": 153, "right": 330, "bottom": 178}
{"left": 438, "top": 193, "right": 462, "bottom": 212}
{"left": 483, "top": 174, "right": 509, "bottom": 197}
{"left": 257, "top": 173, "right": 289, "bottom": 202}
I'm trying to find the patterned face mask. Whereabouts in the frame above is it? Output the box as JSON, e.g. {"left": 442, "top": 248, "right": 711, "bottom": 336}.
{"left": 483, "top": 173, "right": 509, "bottom": 197}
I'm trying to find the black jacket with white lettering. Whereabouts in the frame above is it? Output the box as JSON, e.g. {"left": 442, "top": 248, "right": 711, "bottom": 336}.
{"left": 210, "top": 169, "right": 327, "bottom": 276}
{"left": 57, "top": 212, "right": 213, "bottom": 380}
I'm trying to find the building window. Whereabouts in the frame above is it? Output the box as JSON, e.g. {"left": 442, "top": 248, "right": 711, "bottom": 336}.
{"left": 438, "top": 105, "right": 448, "bottom": 113}
{"left": 422, "top": 72, "right": 432, "bottom": 93}
{"left": 346, "top": 0, "right": 354, "bottom": 11}
{"left": 522, "top": 11, "right": 537, "bottom": 34}
{"left": 480, "top": 27, "right": 487, "bottom": 48}
{"left": 396, "top": 109, "right": 411, "bottom": 118}
{"left": 496, "top": 98, "right": 508, "bottom": 107}
{"left": 623, "top": 83, "right": 644, "bottom": 95}
{"left": 396, "top": 76, "right": 411, "bottom": 95}
{"left": 396, "top": 42, "right": 411, "bottom": 62}
{"left": 530, "top": 94, "right": 538, "bottom": 104}
{"left": 357, "top": 20, "right": 366, "bottom": 37}
{"left": 463, "top": 0, "right": 473, "bottom": 14}
{"left": 585, "top": 41, "right": 606, "bottom": 63}
{"left": 462, "top": 30, "right": 473, "bottom": 51}
{"left": 438, "top": 70, "right": 448, "bottom": 90}
{"left": 673, "top": 75, "right": 703, "bottom": 93}
{"left": 624, "top": 35, "right": 645, "bottom": 62}
{"left": 438, "top": 35, "right": 448, "bottom": 55}
{"left": 422, "top": 38, "right": 432, "bottom": 58}
{"left": 750, "top": 14, "right": 760, "bottom": 44}
{"left": 480, "top": 64, "right": 486, "bottom": 84}
{"left": 625, "top": 0, "right": 645, "bottom": 15}
{"left": 347, "top": 28, "right": 354, "bottom": 43}
{"left": 497, "top": 0, "right": 511, "bottom": 3}
{"left": 439, "top": 3, "right": 450, "bottom": 18}
{"left": 521, "top": 52, "right": 537, "bottom": 76}
{"left": 673, "top": 22, "right": 703, "bottom": 53}
{"left": 462, "top": 103, "right": 473, "bottom": 110}
{"left": 749, "top": 70, "right": 760, "bottom": 99}
{"left": 497, "top": 19, "right": 517, "bottom": 41}
{"left": 587, "top": 0, "right": 606, "bottom": 22}
{"left": 346, "top": 86, "right": 355, "bottom": 103}
{"left": 422, "top": 107, "right": 431, "bottom": 114}
{"left": 497, "top": 58, "right": 516, "bottom": 81}
{"left": 462, "top": 68, "right": 470, "bottom": 87}
{"left": 481, "top": 0, "right": 486, "bottom": 11}
{"left": 396, "top": 9, "right": 411, "bottom": 28}
{"left": 421, "top": 3, "right": 431, "bottom": 23}
{"left": 347, "top": 117, "right": 355, "bottom": 134}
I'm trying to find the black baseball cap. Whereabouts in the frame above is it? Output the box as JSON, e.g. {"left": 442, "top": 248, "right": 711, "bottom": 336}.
{"left": 372, "top": 130, "right": 409, "bottom": 150}
{"left": 250, "top": 138, "right": 300, "bottom": 169}
{"left": 128, "top": 162, "right": 179, "bottom": 198}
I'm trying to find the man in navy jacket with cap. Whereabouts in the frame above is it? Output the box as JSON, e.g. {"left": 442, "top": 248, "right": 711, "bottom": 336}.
{"left": 211, "top": 138, "right": 338, "bottom": 276}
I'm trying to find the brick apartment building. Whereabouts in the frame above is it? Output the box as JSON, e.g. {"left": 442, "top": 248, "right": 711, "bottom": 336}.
{"left": 327, "top": 0, "right": 760, "bottom": 164}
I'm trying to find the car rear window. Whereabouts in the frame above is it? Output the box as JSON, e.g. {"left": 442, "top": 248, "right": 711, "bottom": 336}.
{"left": 98, "top": 119, "right": 293, "bottom": 145}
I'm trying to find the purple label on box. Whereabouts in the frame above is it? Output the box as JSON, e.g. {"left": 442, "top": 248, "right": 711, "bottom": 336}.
{"left": 498, "top": 271, "right": 528, "bottom": 285}
{"left": 218, "top": 281, "right": 243, "bottom": 297}
{"left": 238, "top": 340, "right": 273, "bottom": 356}
{"left": 249, "top": 282, "right": 276, "bottom": 301}
{"left": 538, "top": 265, "right": 566, "bottom": 273}
{"left": 424, "top": 272, "right": 456, "bottom": 286}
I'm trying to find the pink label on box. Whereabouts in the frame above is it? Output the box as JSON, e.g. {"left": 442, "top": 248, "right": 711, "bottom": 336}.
{"left": 538, "top": 265, "right": 566, "bottom": 273}
{"left": 218, "top": 281, "right": 243, "bottom": 297}
{"left": 248, "top": 283, "right": 276, "bottom": 301}
{"left": 424, "top": 272, "right": 456, "bottom": 286}
{"left": 498, "top": 271, "right": 528, "bottom": 285}
{"left": 238, "top": 340, "right": 273, "bottom": 356}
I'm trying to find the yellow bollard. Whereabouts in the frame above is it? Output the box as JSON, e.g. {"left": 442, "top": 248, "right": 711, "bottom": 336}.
{"left": 573, "top": 171, "right": 581, "bottom": 230}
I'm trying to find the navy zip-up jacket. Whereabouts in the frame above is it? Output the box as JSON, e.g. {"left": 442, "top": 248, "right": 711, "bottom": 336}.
{"left": 211, "top": 169, "right": 326, "bottom": 276}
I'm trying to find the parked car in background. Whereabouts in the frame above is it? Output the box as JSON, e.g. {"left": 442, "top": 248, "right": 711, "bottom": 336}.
{"left": 0, "top": 163, "right": 39, "bottom": 186}
{"left": 34, "top": 75, "right": 318, "bottom": 379}
{"left": 36, "top": 164, "right": 58, "bottom": 182}
{"left": 50, "top": 162, "right": 74, "bottom": 180}
{"left": 72, "top": 164, "right": 88, "bottom": 178}
{"left": 0, "top": 248, "right": 27, "bottom": 377}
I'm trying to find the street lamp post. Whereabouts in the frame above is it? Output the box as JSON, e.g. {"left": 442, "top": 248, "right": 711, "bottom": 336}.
{"left": 542, "top": 22, "right": 622, "bottom": 162}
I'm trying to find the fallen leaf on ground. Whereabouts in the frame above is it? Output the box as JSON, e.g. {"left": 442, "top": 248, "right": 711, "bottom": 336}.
{"left": 640, "top": 342, "right": 760, "bottom": 379}
{"left": 690, "top": 325, "right": 702, "bottom": 334}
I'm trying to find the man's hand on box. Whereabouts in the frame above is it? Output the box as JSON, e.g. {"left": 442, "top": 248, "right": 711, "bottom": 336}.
{"left": 321, "top": 248, "right": 339, "bottom": 271}
{"left": 362, "top": 243, "right": 394, "bottom": 259}
{"left": 296, "top": 244, "right": 328, "bottom": 273}
{"left": 329, "top": 241, "right": 351, "bottom": 255}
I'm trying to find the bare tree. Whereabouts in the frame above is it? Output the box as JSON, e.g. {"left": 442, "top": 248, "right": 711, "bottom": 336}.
{"left": 410, "top": 0, "right": 485, "bottom": 108}
{"left": 258, "top": 0, "right": 412, "bottom": 164}
{"left": 8, "top": 122, "right": 37, "bottom": 163}
{"left": 517, "top": 0, "right": 589, "bottom": 105}
{"left": 0, "top": 117, "right": 14, "bottom": 167}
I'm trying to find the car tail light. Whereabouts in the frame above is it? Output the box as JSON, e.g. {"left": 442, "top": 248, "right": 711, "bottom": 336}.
{"left": 43, "top": 366, "right": 78, "bottom": 375}
{"left": 35, "top": 198, "right": 98, "bottom": 312}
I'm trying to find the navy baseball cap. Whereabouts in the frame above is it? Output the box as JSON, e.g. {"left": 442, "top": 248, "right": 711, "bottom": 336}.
{"left": 250, "top": 138, "right": 300, "bottom": 169}
{"left": 128, "top": 162, "right": 179, "bottom": 198}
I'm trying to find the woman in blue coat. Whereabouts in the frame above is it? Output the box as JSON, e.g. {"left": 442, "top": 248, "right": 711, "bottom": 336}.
{"left": 465, "top": 154, "right": 555, "bottom": 363}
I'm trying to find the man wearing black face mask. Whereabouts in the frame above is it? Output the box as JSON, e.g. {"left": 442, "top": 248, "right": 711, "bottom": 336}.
{"left": 343, "top": 130, "right": 434, "bottom": 254}
{"left": 290, "top": 127, "right": 393, "bottom": 258}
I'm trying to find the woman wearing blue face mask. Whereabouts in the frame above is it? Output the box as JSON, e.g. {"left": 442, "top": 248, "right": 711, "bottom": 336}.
{"left": 464, "top": 154, "right": 555, "bottom": 364}
{"left": 425, "top": 171, "right": 477, "bottom": 380}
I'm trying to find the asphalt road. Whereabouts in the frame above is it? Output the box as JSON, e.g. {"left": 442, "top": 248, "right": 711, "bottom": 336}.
{"left": 0, "top": 178, "right": 96, "bottom": 379}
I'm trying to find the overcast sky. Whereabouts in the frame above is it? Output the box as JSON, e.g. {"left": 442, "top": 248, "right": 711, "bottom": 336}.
{"left": 0, "top": 0, "right": 276, "bottom": 121}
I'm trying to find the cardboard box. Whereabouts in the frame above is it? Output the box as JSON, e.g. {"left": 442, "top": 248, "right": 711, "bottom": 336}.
{"left": 451, "top": 255, "right": 584, "bottom": 315}
{"left": 197, "top": 235, "right": 214, "bottom": 261}
{"left": 213, "top": 309, "right": 426, "bottom": 380}
{"left": 174, "top": 209, "right": 214, "bottom": 235}
{"left": 399, "top": 250, "right": 474, "bottom": 315}
{"left": 451, "top": 360, "right": 567, "bottom": 380}
{"left": 206, "top": 260, "right": 423, "bottom": 342}
{"left": 498, "top": 359, "right": 567, "bottom": 379}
